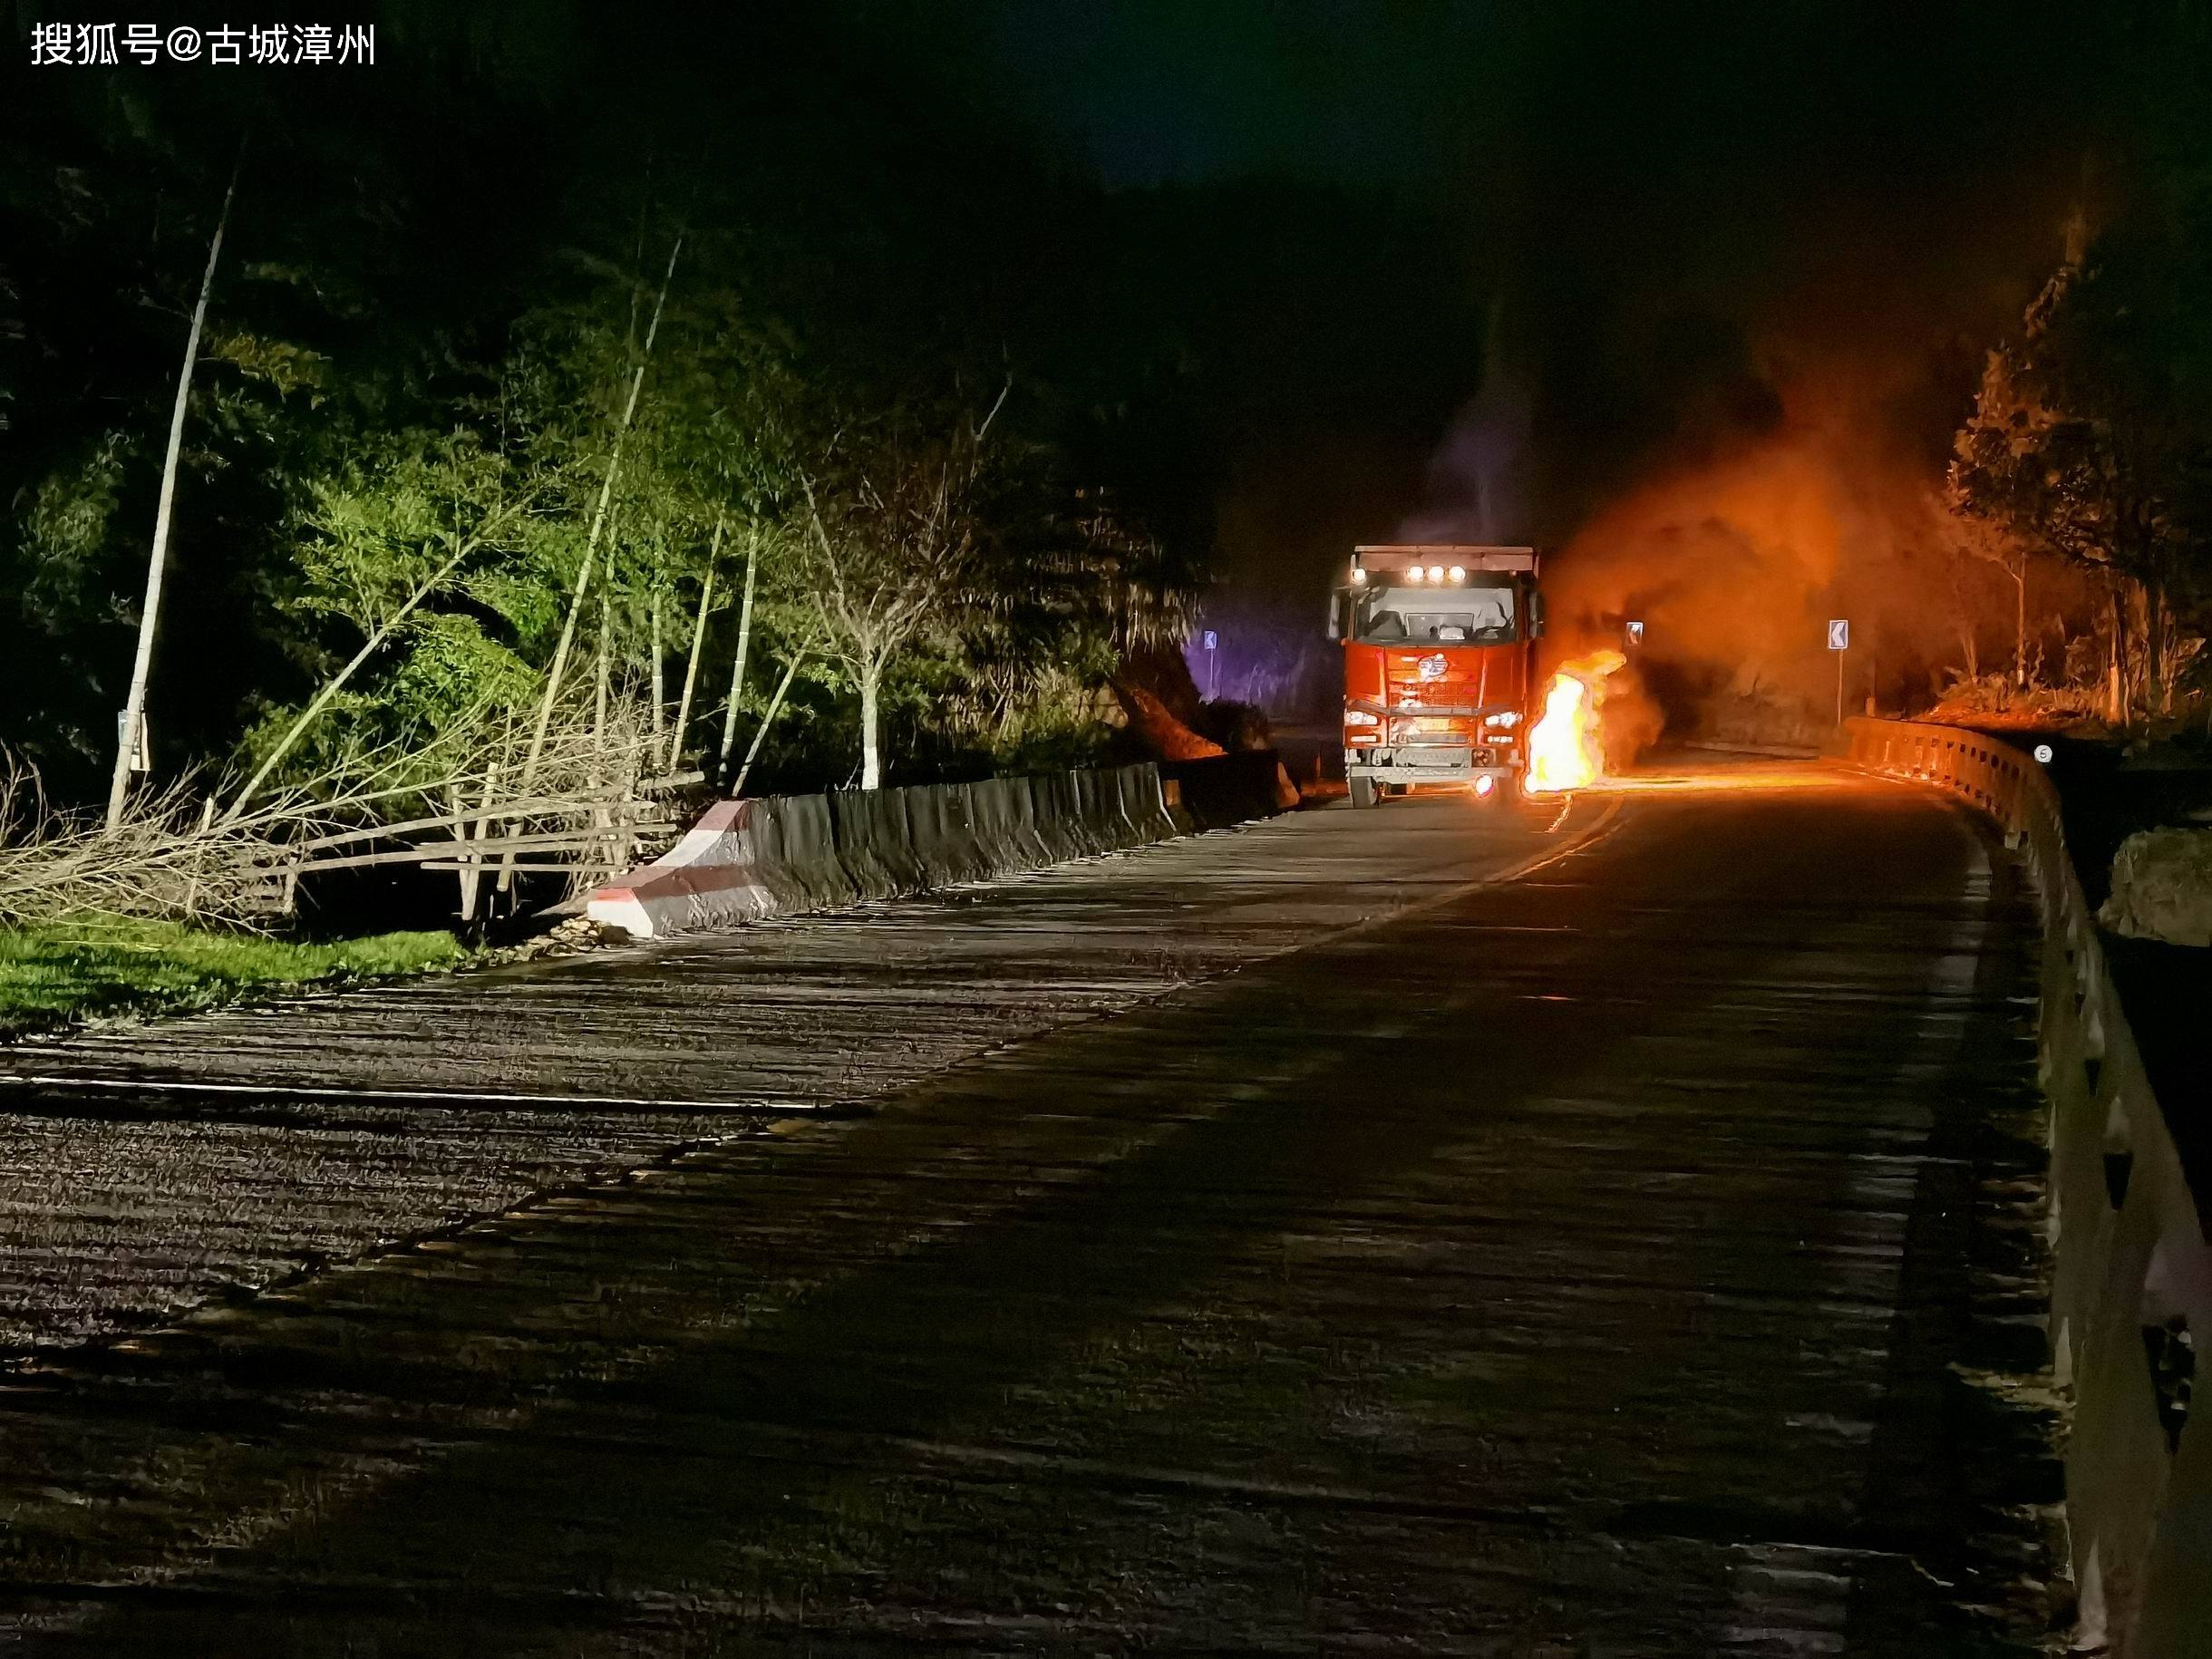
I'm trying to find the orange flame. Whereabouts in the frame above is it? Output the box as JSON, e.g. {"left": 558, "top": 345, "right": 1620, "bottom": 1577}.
{"left": 1524, "top": 649, "right": 1628, "bottom": 794}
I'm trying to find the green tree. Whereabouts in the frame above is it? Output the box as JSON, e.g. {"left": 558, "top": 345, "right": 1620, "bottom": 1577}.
{"left": 1949, "top": 223, "right": 2212, "bottom": 718}
{"left": 786, "top": 389, "right": 1007, "bottom": 791}
{"left": 228, "top": 425, "right": 556, "bottom": 812}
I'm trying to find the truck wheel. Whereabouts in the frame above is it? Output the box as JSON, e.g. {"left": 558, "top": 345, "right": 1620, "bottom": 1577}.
{"left": 1350, "top": 776, "right": 1378, "bottom": 810}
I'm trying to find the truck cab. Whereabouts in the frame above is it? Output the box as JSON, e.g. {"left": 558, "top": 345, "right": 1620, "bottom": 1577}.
{"left": 1327, "top": 545, "right": 1545, "bottom": 809}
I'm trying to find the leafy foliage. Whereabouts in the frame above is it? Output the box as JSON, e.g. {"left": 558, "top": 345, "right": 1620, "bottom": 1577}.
{"left": 6, "top": 6, "right": 1473, "bottom": 814}
{"left": 1950, "top": 117, "right": 2212, "bottom": 719}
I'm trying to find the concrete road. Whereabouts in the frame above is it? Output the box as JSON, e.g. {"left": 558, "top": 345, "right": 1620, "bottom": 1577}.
{"left": 0, "top": 763, "right": 2060, "bottom": 1654}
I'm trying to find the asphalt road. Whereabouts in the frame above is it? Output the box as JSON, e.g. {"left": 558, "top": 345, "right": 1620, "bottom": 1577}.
{"left": 0, "top": 763, "right": 2061, "bottom": 1655}
{"left": 0, "top": 784, "right": 1608, "bottom": 1357}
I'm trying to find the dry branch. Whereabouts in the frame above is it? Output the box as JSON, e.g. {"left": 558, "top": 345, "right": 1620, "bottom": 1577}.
{"left": 5, "top": 756, "right": 317, "bottom": 930}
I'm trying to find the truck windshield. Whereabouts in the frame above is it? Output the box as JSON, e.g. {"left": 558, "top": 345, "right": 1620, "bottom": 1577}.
{"left": 1354, "top": 585, "right": 1516, "bottom": 645}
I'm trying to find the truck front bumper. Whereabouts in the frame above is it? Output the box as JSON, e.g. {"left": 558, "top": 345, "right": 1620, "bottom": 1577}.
{"left": 1346, "top": 745, "right": 1518, "bottom": 786}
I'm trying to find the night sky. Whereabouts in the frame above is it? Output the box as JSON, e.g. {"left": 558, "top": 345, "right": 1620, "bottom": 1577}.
{"left": 839, "top": 3, "right": 2103, "bottom": 528}
{"left": 860, "top": 0, "right": 2125, "bottom": 703}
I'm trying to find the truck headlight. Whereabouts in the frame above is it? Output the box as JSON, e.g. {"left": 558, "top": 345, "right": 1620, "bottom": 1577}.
{"left": 1344, "top": 711, "right": 1379, "bottom": 727}
{"left": 1484, "top": 711, "right": 1520, "bottom": 728}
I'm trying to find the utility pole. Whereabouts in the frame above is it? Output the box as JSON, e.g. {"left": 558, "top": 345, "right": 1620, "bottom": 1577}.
{"left": 108, "top": 154, "right": 240, "bottom": 829}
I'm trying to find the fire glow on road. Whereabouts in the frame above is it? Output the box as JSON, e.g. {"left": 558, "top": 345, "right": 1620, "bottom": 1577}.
{"left": 1573, "top": 762, "right": 1855, "bottom": 794}
{"left": 1524, "top": 649, "right": 1627, "bottom": 793}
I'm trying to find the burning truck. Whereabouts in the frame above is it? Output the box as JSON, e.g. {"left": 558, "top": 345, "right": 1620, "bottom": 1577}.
{"left": 1327, "top": 545, "right": 1547, "bottom": 809}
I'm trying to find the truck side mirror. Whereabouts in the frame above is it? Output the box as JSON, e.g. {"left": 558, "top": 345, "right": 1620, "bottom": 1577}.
{"left": 1325, "top": 596, "right": 1342, "bottom": 642}
{"left": 1529, "top": 592, "right": 1547, "bottom": 639}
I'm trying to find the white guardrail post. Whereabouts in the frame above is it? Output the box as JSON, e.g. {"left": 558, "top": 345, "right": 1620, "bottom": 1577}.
{"left": 1845, "top": 718, "right": 2211, "bottom": 1655}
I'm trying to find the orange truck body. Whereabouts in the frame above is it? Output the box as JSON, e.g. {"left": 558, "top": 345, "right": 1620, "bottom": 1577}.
{"left": 1327, "top": 545, "right": 1544, "bottom": 805}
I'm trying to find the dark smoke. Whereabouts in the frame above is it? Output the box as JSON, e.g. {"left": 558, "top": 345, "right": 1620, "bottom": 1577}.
{"left": 888, "top": 2, "right": 2142, "bottom": 734}
{"left": 1394, "top": 5, "right": 2121, "bottom": 743}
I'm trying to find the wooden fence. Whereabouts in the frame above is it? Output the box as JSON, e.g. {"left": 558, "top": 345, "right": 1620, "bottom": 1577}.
{"left": 268, "top": 771, "right": 701, "bottom": 921}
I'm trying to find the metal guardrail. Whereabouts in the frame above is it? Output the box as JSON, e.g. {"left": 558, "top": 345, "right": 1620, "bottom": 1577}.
{"left": 1846, "top": 717, "right": 2209, "bottom": 1655}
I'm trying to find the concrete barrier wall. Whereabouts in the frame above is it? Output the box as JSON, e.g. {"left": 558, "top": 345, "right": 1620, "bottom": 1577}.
{"left": 751, "top": 793, "right": 845, "bottom": 908}
{"left": 588, "top": 755, "right": 1295, "bottom": 943}
{"left": 1847, "top": 717, "right": 2211, "bottom": 1655}
{"left": 1117, "top": 761, "right": 1179, "bottom": 843}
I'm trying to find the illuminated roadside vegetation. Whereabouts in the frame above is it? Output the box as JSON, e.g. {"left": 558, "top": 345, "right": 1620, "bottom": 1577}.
{"left": 0, "top": 11, "right": 1484, "bottom": 820}
{"left": 0, "top": 918, "right": 466, "bottom": 1040}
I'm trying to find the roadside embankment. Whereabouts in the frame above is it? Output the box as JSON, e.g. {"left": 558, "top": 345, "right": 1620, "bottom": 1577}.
{"left": 1845, "top": 716, "right": 2210, "bottom": 1654}
{"left": 589, "top": 754, "right": 1297, "bottom": 939}
{"left": 2100, "top": 826, "right": 2212, "bottom": 947}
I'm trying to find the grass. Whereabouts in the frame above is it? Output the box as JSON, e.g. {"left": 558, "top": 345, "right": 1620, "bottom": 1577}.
{"left": 0, "top": 916, "right": 469, "bottom": 1039}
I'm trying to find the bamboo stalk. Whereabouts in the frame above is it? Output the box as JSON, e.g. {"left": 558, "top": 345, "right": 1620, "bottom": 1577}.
{"left": 290, "top": 793, "right": 640, "bottom": 853}
{"left": 595, "top": 593, "right": 611, "bottom": 757}
{"left": 670, "top": 518, "right": 723, "bottom": 771}
{"left": 716, "top": 526, "right": 760, "bottom": 782}
{"left": 448, "top": 781, "right": 474, "bottom": 922}
{"left": 650, "top": 589, "right": 665, "bottom": 751}
{"left": 587, "top": 597, "right": 612, "bottom": 872}
{"left": 283, "top": 771, "right": 698, "bottom": 855}
{"left": 421, "top": 860, "right": 631, "bottom": 875}
{"left": 219, "top": 540, "right": 472, "bottom": 825}
{"left": 109, "top": 151, "right": 242, "bottom": 830}
{"left": 473, "top": 765, "right": 500, "bottom": 922}
{"left": 182, "top": 797, "right": 217, "bottom": 917}
{"left": 519, "top": 228, "right": 684, "bottom": 784}
{"left": 613, "top": 733, "right": 644, "bottom": 878}
{"left": 287, "top": 829, "right": 643, "bottom": 875}
{"left": 732, "top": 652, "right": 804, "bottom": 797}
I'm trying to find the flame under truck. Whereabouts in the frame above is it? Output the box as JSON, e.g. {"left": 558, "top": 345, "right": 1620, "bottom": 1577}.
{"left": 1326, "top": 545, "right": 1547, "bottom": 810}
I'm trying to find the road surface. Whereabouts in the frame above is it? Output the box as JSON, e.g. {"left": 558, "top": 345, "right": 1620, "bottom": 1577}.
{"left": 0, "top": 762, "right": 2060, "bottom": 1654}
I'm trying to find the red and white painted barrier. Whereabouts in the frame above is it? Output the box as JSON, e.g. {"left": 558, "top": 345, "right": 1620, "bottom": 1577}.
{"left": 586, "top": 800, "right": 777, "bottom": 939}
